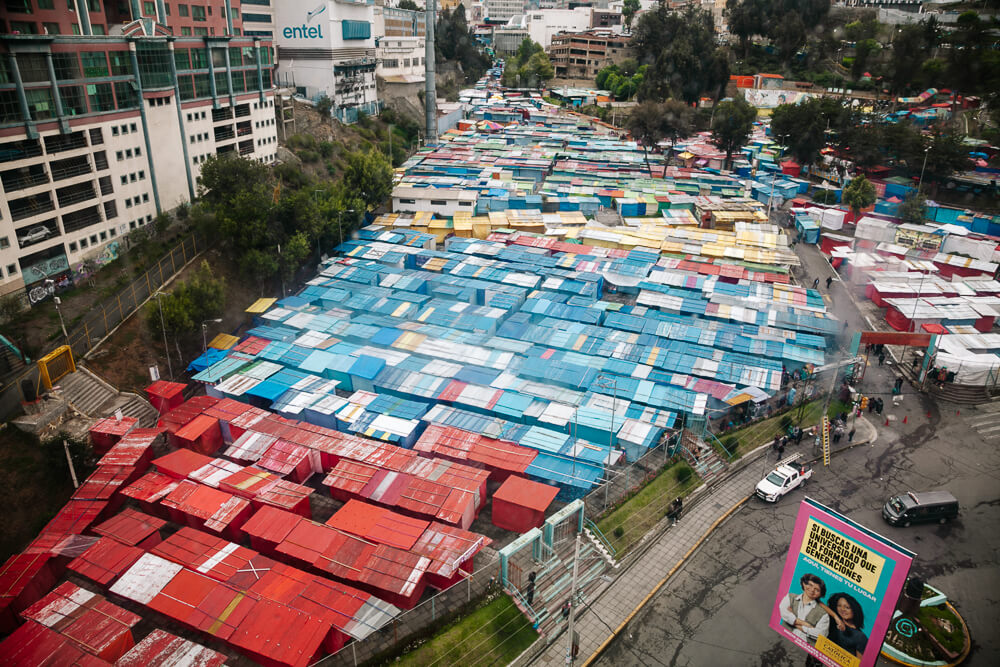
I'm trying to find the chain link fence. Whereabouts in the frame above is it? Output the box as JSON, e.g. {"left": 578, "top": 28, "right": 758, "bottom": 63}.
{"left": 0, "top": 235, "right": 204, "bottom": 419}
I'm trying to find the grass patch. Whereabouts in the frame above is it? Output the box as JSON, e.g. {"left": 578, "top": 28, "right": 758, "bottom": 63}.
{"left": 715, "top": 399, "right": 851, "bottom": 460}
{"left": 387, "top": 594, "right": 537, "bottom": 667}
{"left": 595, "top": 461, "right": 700, "bottom": 556}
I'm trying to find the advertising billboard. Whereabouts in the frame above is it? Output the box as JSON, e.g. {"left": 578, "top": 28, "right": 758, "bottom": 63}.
{"left": 770, "top": 498, "right": 915, "bottom": 667}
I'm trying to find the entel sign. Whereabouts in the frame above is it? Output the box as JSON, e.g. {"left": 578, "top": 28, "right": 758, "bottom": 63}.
{"left": 283, "top": 24, "right": 324, "bottom": 39}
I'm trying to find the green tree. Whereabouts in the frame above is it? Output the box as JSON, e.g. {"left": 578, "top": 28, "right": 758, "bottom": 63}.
{"left": 145, "top": 261, "right": 225, "bottom": 340}
{"left": 897, "top": 193, "right": 927, "bottom": 225}
{"left": 770, "top": 98, "right": 834, "bottom": 167}
{"left": 623, "top": 0, "right": 640, "bottom": 29}
{"left": 843, "top": 174, "right": 876, "bottom": 218}
{"left": 316, "top": 95, "right": 333, "bottom": 118}
{"left": 398, "top": 0, "right": 421, "bottom": 9}
{"left": 889, "top": 22, "right": 934, "bottom": 95}
{"left": 711, "top": 98, "right": 757, "bottom": 170}
{"left": 852, "top": 38, "right": 880, "bottom": 80}
{"left": 634, "top": 6, "right": 729, "bottom": 104}
{"left": 523, "top": 51, "right": 554, "bottom": 88}
{"left": 436, "top": 6, "right": 491, "bottom": 82}
{"left": 596, "top": 64, "right": 619, "bottom": 90}
{"left": 279, "top": 232, "right": 311, "bottom": 283}
{"left": 627, "top": 102, "right": 667, "bottom": 173}
{"left": 342, "top": 149, "right": 393, "bottom": 212}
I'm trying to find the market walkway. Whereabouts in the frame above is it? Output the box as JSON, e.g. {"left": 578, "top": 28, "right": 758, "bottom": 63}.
{"left": 527, "top": 415, "right": 877, "bottom": 666}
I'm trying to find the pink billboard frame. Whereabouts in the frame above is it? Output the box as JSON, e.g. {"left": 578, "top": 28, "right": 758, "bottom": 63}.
{"left": 769, "top": 497, "right": 915, "bottom": 667}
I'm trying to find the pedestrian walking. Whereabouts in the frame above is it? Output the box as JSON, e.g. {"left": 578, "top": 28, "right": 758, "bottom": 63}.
{"left": 878, "top": 351, "right": 886, "bottom": 366}
{"left": 848, "top": 427, "right": 856, "bottom": 443}
{"left": 795, "top": 428, "right": 804, "bottom": 445}
{"left": 894, "top": 377, "right": 904, "bottom": 394}
{"left": 875, "top": 397, "right": 883, "bottom": 414}
{"left": 867, "top": 396, "right": 874, "bottom": 413}
{"left": 777, "top": 439, "right": 786, "bottom": 458}
{"left": 826, "top": 276, "right": 833, "bottom": 289}
{"left": 813, "top": 277, "right": 820, "bottom": 289}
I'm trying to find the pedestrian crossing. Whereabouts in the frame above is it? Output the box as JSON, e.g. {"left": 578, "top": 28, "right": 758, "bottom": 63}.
{"left": 963, "top": 401, "right": 1000, "bottom": 440}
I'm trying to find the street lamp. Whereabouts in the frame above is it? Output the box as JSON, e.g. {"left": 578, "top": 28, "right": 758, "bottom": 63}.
{"left": 337, "top": 209, "right": 356, "bottom": 248}
{"left": 44, "top": 280, "right": 68, "bottom": 342}
{"left": 153, "top": 292, "right": 173, "bottom": 380}
{"left": 202, "top": 318, "right": 223, "bottom": 352}
{"left": 596, "top": 373, "right": 619, "bottom": 509}
{"left": 918, "top": 146, "right": 931, "bottom": 193}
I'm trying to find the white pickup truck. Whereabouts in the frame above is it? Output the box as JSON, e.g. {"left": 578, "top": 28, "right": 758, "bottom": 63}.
{"left": 755, "top": 455, "right": 813, "bottom": 503}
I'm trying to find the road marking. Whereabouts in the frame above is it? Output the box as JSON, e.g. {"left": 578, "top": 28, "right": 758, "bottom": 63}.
{"left": 976, "top": 424, "right": 1000, "bottom": 435}
{"left": 967, "top": 416, "right": 1000, "bottom": 427}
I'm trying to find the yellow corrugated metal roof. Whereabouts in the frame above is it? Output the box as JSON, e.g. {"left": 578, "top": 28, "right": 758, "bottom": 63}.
{"left": 245, "top": 297, "right": 277, "bottom": 314}
{"left": 209, "top": 333, "right": 240, "bottom": 350}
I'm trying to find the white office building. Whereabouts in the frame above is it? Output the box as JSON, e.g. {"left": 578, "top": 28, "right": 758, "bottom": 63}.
{"left": 274, "top": 0, "right": 380, "bottom": 121}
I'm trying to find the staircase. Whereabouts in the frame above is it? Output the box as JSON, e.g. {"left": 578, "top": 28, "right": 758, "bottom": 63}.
{"left": 507, "top": 537, "right": 610, "bottom": 638}
{"left": 679, "top": 430, "right": 727, "bottom": 483}
{"left": 927, "top": 381, "right": 993, "bottom": 405}
{"left": 54, "top": 367, "right": 159, "bottom": 427}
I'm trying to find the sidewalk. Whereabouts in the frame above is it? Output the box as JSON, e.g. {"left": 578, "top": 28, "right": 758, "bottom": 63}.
{"left": 528, "top": 416, "right": 878, "bottom": 666}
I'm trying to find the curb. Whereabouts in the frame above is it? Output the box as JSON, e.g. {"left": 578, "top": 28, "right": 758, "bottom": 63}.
{"left": 581, "top": 495, "right": 751, "bottom": 666}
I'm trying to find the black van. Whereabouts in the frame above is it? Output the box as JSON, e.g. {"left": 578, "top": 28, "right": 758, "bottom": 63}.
{"left": 883, "top": 491, "right": 959, "bottom": 527}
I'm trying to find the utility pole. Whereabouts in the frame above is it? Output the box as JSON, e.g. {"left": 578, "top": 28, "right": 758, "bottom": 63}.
{"left": 565, "top": 533, "right": 581, "bottom": 664}
{"left": 63, "top": 440, "right": 79, "bottom": 489}
{"left": 154, "top": 292, "right": 173, "bottom": 380}
{"left": 424, "top": 0, "right": 438, "bottom": 145}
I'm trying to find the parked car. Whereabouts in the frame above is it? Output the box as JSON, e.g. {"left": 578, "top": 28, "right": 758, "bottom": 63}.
{"left": 18, "top": 225, "right": 52, "bottom": 245}
{"left": 883, "top": 491, "right": 958, "bottom": 527}
{"left": 756, "top": 455, "right": 812, "bottom": 502}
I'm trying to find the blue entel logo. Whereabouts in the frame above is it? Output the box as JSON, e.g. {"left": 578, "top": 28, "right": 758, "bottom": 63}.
{"left": 283, "top": 2, "right": 326, "bottom": 39}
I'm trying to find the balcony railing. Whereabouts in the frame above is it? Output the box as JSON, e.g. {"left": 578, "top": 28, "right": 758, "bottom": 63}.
{"left": 212, "top": 107, "right": 234, "bottom": 123}
{"left": 0, "top": 140, "right": 43, "bottom": 164}
{"left": 44, "top": 132, "right": 88, "bottom": 155}
{"left": 10, "top": 196, "right": 56, "bottom": 222}
{"left": 236, "top": 122, "right": 253, "bottom": 137}
{"left": 1, "top": 169, "right": 49, "bottom": 192}
{"left": 235, "top": 104, "right": 251, "bottom": 118}
{"left": 214, "top": 127, "right": 235, "bottom": 142}
{"left": 62, "top": 205, "right": 104, "bottom": 233}
{"left": 50, "top": 157, "right": 92, "bottom": 181}
{"left": 238, "top": 140, "right": 254, "bottom": 155}
{"left": 56, "top": 183, "right": 98, "bottom": 208}
{"left": 99, "top": 176, "right": 114, "bottom": 196}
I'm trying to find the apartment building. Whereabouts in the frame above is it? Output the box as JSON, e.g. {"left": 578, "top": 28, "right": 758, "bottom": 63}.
{"left": 241, "top": 0, "right": 277, "bottom": 38}
{"left": 547, "top": 29, "right": 631, "bottom": 79}
{"left": 485, "top": 0, "right": 524, "bottom": 23}
{"left": 375, "top": 6, "right": 425, "bottom": 86}
{"left": 273, "top": 0, "right": 379, "bottom": 122}
{"left": 0, "top": 1, "right": 277, "bottom": 298}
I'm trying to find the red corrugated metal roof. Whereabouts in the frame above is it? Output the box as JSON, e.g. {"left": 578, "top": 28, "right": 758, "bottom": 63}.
{"left": 67, "top": 537, "right": 143, "bottom": 586}
{"left": 256, "top": 439, "right": 314, "bottom": 478}
{"left": 413, "top": 424, "right": 535, "bottom": 474}
{"left": 413, "top": 522, "right": 490, "bottom": 579}
{"left": 188, "top": 457, "right": 244, "bottom": 488}
{"left": 122, "top": 472, "right": 180, "bottom": 505}
{"left": 96, "top": 428, "right": 161, "bottom": 467}
{"left": 89, "top": 416, "right": 138, "bottom": 438}
{"left": 405, "top": 458, "right": 489, "bottom": 507}
{"left": 233, "top": 336, "right": 271, "bottom": 355}
{"left": 323, "top": 460, "right": 379, "bottom": 497}
{"left": 173, "top": 414, "right": 221, "bottom": 444}
{"left": 114, "top": 628, "right": 227, "bottom": 667}
{"left": 219, "top": 466, "right": 280, "bottom": 498}
{"left": 223, "top": 431, "right": 277, "bottom": 462}
{"left": 93, "top": 507, "right": 165, "bottom": 546}
{"left": 242, "top": 505, "right": 301, "bottom": 545}
{"left": 153, "top": 449, "right": 214, "bottom": 480}
{"left": 31, "top": 499, "right": 109, "bottom": 552}
{"left": 253, "top": 479, "right": 312, "bottom": 515}
{"left": 22, "top": 581, "right": 140, "bottom": 661}
{"left": 0, "top": 552, "right": 54, "bottom": 624}
{"left": 357, "top": 442, "right": 418, "bottom": 472}
{"left": 72, "top": 465, "right": 134, "bottom": 501}
{"left": 326, "top": 499, "right": 429, "bottom": 551}
{"left": 161, "top": 481, "right": 250, "bottom": 534}
{"left": 494, "top": 475, "right": 559, "bottom": 512}
{"left": 152, "top": 527, "right": 262, "bottom": 583}
{"left": 0, "top": 620, "right": 108, "bottom": 667}
{"left": 228, "top": 599, "right": 328, "bottom": 667}
{"left": 144, "top": 380, "right": 186, "bottom": 400}
{"left": 157, "top": 396, "right": 220, "bottom": 433}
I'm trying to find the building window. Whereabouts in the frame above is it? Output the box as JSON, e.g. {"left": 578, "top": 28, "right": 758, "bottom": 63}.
{"left": 0, "top": 238, "right": 8, "bottom": 250}
{"left": 121, "top": 175, "right": 128, "bottom": 185}
{"left": 192, "top": 5, "right": 206, "bottom": 21}
{"left": 69, "top": 242, "right": 78, "bottom": 252}
{"left": 80, "top": 238, "right": 88, "bottom": 248}
{"left": 178, "top": 4, "right": 188, "bottom": 17}
{"left": 6, "top": 264, "right": 17, "bottom": 276}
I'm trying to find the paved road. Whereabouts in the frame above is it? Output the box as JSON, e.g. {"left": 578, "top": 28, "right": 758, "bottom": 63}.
{"left": 596, "top": 229, "right": 1000, "bottom": 666}
{"left": 596, "top": 398, "right": 1000, "bottom": 666}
